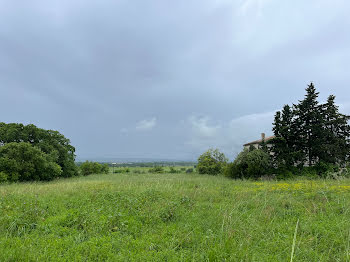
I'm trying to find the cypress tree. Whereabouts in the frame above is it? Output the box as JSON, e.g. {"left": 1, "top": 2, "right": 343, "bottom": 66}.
{"left": 294, "top": 83, "right": 323, "bottom": 166}
{"left": 271, "top": 105, "right": 298, "bottom": 168}
{"left": 320, "top": 95, "right": 350, "bottom": 164}
{"left": 271, "top": 82, "right": 350, "bottom": 170}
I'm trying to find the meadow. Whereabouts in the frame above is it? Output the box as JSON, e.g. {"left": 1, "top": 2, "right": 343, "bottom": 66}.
{"left": 1, "top": 168, "right": 350, "bottom": 261}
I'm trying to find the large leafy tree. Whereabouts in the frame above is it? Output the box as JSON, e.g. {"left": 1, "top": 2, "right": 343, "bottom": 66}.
{"left": 197, "top": 148, "right": 228, "bottom": 175}
{"left": 0, "top": 123, "right": 78, "bottom": 178}
{"left": 0, "top": 142, "right": 62, "bottom": 182}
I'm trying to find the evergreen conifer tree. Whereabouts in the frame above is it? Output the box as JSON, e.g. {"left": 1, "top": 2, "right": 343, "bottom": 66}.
{"left": 271, "top": 82, "right": 350, "bottom": 170}
{"left": 293, "top": 83, "right": 323, "bottom": 166}
{"left": 320, "top": 95, "right": 350, "bottom": 164}
{"left": 271, "top": 105, "right": 299, "bottom": 168}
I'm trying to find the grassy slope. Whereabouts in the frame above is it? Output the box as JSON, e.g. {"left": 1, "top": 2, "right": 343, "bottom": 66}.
{"left": 1, "top": 171, "right": 350, "bottom": 261}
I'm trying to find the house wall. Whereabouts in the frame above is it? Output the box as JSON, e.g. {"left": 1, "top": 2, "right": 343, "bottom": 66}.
{"left": 244, "top": 143, "right": 272, "bottom": 151}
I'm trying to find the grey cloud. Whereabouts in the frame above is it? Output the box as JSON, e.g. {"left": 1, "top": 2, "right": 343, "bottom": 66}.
{"left": 0, "top": 0, "right": 349, "bottom": 160}
{"left": 185, "top": 111, "right": 276, "bottom": 160}
{"left": 136, "top": 117, "right": 157, "bottom": 131}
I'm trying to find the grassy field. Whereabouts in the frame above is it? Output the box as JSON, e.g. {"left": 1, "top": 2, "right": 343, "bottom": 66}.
{"left": 1, "top": 170, "right": 350, "bottom": 261}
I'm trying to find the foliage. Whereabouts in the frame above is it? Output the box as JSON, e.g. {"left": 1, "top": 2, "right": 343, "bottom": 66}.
{"left": 100, "top": 164, "right": 109, "bottom": 174}
{"left": 0, "top": 171, "right": 8, "bottom": 183}
{"left": 148, "top": 166, "right": 164, "bottom": 173}
{"left": 0, "top": 142, "right": 62, "bottom": 182}
{"left": 271, "top": 83, "right": 350, "bottom": 170}
{"left": 113, "top": 168, "right": 130, "bottom": 174}
{"left": 197, "top": 148, "right": 228, "bottom": 175}
{"left": 319, "top": 95, "right": 350, "bottom": 163}
{"left": 80, "top": 161, "right": 109, "bottom": 176}
{"left": 0, "top": 122, "right": 78, "bottom": 178}
{"left": 185, "top": 168, "right": 194, "bottom": 173}
{"left": 169, "top": 167, "right": 179, "bottom": 173}
{"left": 225, "top": 149, "right": 271, "bottom": 179}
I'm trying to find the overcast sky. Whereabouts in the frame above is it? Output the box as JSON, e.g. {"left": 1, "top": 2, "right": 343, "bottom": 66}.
{"left": 1, "top": 0, "right": 350, "bottom": 161}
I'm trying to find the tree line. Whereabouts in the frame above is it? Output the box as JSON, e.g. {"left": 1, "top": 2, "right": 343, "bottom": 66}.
{"left": 0, "top": 123, "right": 114, "bottom": 183}
{"left": 272, "top": 83, "right": 350, "bottom": 169}
{"left": 197, "top": 83, "right": 350, "bottom": 179}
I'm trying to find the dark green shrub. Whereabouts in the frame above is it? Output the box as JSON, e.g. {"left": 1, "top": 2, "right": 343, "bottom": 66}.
{"left": 112, "top": 168, "right": 130, "bottom": 173}
{"left": 100, "top": 164, "right": 109, "bottom": 174}
{"left": 80, "top": 161, "right": 94, "bottom": 176}
{"left": 225, "top": 149, "right": 271, "bottom": 179}
{"left": 148, "top": 166, "right": 164, "bottom": 173}
{"left": 197, "top": 148, "right": 228, "bottom": 175}
{"left": 314, "top": 162, "right": 339, "bottom": 177}
{"left": 224, "top": 162, "right": 240, "bottom": 179}
{"left": 185, "top": 168, "right": 194, "bottom": 173}
{"left": 80, "top": 161, "right": 104, "bottom": 176}
{"left": 274, "top": 168, "right": 294, "bottom": 180}
{"left": 0, "top": 171, "right": 8, "bottom": 183}
{"left": 92, "top": 162, "right": 102, "bottom": 173}
{"left": 0, "top": 142, "right": 62, "bottom": 181}
{"left": 300, "top": 166, "right": 318, "bottom": 178}
{"left": 169, "top": 167, "right": 178, "bottom": 173}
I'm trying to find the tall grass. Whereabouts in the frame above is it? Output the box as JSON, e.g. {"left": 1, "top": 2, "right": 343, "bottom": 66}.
{"left": 1, "top": 170, "right": 350, "bottom": 261}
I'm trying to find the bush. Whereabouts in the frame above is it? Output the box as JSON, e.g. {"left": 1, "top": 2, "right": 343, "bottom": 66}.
{"left": 169, "top": 167, "right": 178, "bottom": 173}
{"left": 197, "top": 148, "right": 228, "bottom": 175}
{"left": 0, "top": 142, "right": 62, "bottom": 181}
{"left": 80, "top": 161, "right": 104, "bottom": 176}
{"left": 314, "top": 162, "right": 339, "bottom": 177}
{"left": 225, "top": 149, "right": 271, "bottom": 179}
{"left": 273, "top": 167, "right": 294, "bottom": 180}
{"left": 148, "top": 166, "right": 164, "bottom": 173}
{"left": 100, "top": 164, "right": 109, "bottom": 174}
{"left": 0, "top": 171, "right": 8, "bottom": 183}
{"left": 185, "top": 168, "right": 194, "bottom": 173}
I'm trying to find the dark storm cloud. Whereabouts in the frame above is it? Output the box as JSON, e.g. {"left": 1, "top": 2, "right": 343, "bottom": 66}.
{"left": 1, "top": 0, "right": 349, "bottom": 160}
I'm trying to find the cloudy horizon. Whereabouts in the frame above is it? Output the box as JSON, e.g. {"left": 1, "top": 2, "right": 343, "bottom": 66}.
{"left": 1, "top": 0, "right": 350, "bottom": 161}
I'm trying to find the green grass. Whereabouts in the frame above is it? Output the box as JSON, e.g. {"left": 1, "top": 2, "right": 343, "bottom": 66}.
{"left": 1, "top": 170, "right": 350, "bottom": 261}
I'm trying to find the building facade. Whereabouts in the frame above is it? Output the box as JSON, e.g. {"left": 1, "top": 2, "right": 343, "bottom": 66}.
{"left": 243, "top": 133, "right": 275, "bottom": 150}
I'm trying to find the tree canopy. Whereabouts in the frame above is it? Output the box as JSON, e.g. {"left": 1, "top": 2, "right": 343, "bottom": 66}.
{"left": 271, "top": 83, "right": 350, "bottom": 168}
{"left": 0, "top": 142, "right": 62, "bottom": 182}
{"left": 0, "top": 123, "right": 78, "bottom": 181}
{"left": 197, "top": 148, "right": 228, "bottom": 175}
